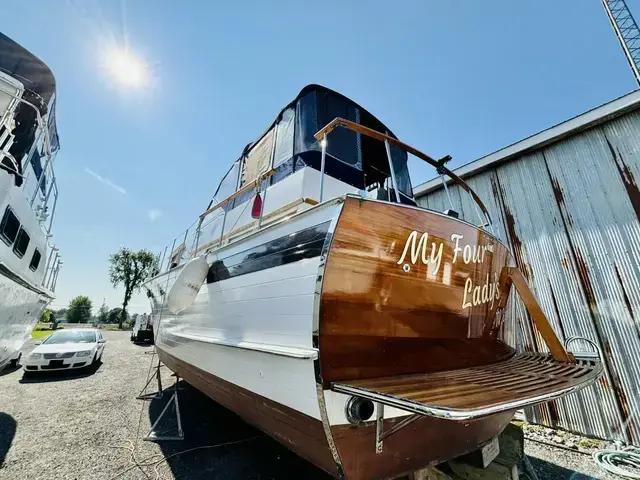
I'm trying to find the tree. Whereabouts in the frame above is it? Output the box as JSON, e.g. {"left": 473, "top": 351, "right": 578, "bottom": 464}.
{"left": 107, "top": 307, "right": 124, "bottom": 325}
{"left": 97, "top": 303, "right": 109, "bottom": 323}
{"left": 40, "top": 308, "right": 53, "bottom": 323}
{"left": 54, "top": 308, "right": 68, "bottom": 318}
{"left": 108, "top": 248, "right": 156, "bottom": 329}
{"left": 67, "top": 296, "right": 92, "bottom": 324}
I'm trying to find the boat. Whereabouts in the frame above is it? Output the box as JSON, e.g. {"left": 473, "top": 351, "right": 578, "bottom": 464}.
{"left": 143, "top": 85, "right": 602, "bottom": 479}
{"left": 0, "top": 32, "right": 62, "bottom": 371}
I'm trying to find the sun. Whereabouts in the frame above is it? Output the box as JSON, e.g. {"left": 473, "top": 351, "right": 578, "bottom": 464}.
{"left": 103, "top": 47, "right": 149, "bottom": 89}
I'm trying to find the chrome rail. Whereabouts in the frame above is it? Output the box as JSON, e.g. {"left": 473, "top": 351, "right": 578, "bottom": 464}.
{"left": 313, "top": 117, "right": 494, "bottom": 231}
{"left": 151, "top": 116, "right": 497, "bottom": 277}
{"left": 0, "top": 81, "right": 61, "bottom": 291}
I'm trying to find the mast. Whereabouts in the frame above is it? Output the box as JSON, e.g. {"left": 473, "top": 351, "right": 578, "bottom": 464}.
{"left": 602, "top": 0, "right": 640, "bottom": 87}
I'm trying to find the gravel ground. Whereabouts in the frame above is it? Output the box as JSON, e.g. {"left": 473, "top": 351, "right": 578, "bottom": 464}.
{"left": 525, "top": 440, "right": 616, "bottom": 479}
{"left": 0, "top": 331, "right": 620, "bottom": 479}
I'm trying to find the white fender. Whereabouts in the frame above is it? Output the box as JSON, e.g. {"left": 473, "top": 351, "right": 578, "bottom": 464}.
{"left": 166, "top": 256, "right": 209, "bottom": 314}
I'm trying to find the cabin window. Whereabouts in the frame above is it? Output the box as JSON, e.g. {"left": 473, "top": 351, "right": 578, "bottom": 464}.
{"left": 211, "top": 161, "right": 241, "bottom": 211}
{"left": 29, "top": 248, "right": 41, "bottom": 271}
{"left": 316, "top": 91, "right": 360, "bottom": 169}
{"left": 13, "top": 227, "right": 30, "bottom": 258}
{"left": 273, "top": 108, "right": 295, "bottom": 168}
{"left": 0, "top": 206, "right": 20, "bottom": 245}
{"left": 241, "top": 128, "right": 274, "bottom": 187}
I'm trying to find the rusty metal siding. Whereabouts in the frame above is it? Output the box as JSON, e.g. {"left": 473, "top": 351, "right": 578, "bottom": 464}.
{"left": 416, "top": 110, "right": 640, "bottom": 444}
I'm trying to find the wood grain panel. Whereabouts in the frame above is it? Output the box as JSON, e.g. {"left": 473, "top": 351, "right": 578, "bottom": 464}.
{"left": 320, "top": 197, "right": 515, "bottom": 383}
{"left": 331, "top": 411, "right": 513, "bottom": 480}
{"left": 157, "top": 349, "right": 339, "bottom": 478}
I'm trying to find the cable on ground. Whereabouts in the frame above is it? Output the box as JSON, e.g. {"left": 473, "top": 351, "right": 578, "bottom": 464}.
{"left": 593, "top": 447, "right": 640, "bottom": 479}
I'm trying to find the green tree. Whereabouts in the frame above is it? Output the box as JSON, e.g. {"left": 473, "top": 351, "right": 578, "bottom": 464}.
{"left": 108, "top": 248, "right": 155, "bottom": 329}
{"left": 67, "top": 296, "right": 92, "bottom": 324}
{"left": 97, "top": 303, "right": 109, "bottom": 323}
{"left": 107, "top": 307, "right": 124, "bottom": 324}
{"left": 40, "top": 308, "right": 53, "bottom": 323}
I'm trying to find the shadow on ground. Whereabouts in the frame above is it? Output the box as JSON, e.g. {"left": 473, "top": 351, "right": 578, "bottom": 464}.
{"left": 0, "top": 412, "right": 16, "bottom": 468}
{"left": 148, "top": 381, "right": 331, "bottom": 480}
{"left": 526, "top": 455, "right": 600, "bottom": 480}
{"left": 0, "top": 364, "right": 21, "bottom": 378}
{"left": 19, "top": 361, "right": 103, "bottom": 384}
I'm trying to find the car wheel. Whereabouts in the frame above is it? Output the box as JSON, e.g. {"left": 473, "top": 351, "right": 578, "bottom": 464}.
{"left": 9, "top": 352, "right": 21, "bottom": 368}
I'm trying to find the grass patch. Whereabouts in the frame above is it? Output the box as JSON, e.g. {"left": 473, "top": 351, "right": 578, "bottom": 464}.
{"left": 579, "top": 438, "right": 602, "bottom": 449}
{"left": 31, "top": 330, "right": 53, "bottom": 339}
{"left": 33, "top": 323, "right": 63, "bottom": 331}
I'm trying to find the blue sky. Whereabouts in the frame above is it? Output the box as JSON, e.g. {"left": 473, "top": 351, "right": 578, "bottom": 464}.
{"left": 3, "top": 0, "right": 638, "bottom": 314}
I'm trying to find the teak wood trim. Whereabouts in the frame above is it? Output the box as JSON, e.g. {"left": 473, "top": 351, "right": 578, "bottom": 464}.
{"left": 508, "top": 267, "right": 571, "bottom": 362}
{"left": 199, "top": 168, "right": 277, "bottom": 219}
{"left": 314, "top": 117, "right": 492, "bottom": 222}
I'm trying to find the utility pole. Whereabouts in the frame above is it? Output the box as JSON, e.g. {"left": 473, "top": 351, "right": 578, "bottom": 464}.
{"left": 602, "top": 0, "right": 640, "bottom": 86}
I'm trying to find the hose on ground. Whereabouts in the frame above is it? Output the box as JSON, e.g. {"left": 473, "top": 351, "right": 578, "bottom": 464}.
{"left": 593, "top": 447, "right": 640, "bottom": 479}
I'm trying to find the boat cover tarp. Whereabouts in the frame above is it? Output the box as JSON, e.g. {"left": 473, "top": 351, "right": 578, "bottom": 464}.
{"left": 0, "top": 32, "right": 56, "bottom": 106}
{"left": 332, "top": 353, "right": 602, "bottom": 421}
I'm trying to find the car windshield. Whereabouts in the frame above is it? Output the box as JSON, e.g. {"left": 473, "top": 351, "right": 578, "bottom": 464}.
{"left": 44, "top": 331, "right": 96, "bottom": 344}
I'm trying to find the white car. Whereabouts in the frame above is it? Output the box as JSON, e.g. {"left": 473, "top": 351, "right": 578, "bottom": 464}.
{"left": 23, "top": 329, "right": 106, "bottom": 373}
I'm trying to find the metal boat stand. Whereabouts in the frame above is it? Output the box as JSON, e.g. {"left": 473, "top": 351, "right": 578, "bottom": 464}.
{"left": 136, "top": 351, "right": 184, "bottom": 441}
{"left": 136, "top": 356, "right": 165, "bottom": 401}
{"left": 143, "top": 375, "right": 184, "bottom": 442}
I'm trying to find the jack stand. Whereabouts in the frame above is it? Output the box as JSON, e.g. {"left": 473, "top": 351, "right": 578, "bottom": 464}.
{"left": 137, "top": 357, "right": 164, "bottom": 400}
{"left": 143, "top": 375, "right": 184, "bottom": 442}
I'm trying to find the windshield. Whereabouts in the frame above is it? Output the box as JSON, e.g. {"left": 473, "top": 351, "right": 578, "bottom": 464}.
{"left": 44, "top": 330, "right": 96, "bottom": 344}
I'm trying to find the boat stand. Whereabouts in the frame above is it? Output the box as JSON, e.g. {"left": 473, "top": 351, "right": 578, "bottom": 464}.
{"left": 136, "top": 357, "right": 165, "bottom": 400}
{"left": 136, "top": 352, "right": 184, "bottom": 441}
{"left": 142, "top": 374, "right": 184, "bottom": 442}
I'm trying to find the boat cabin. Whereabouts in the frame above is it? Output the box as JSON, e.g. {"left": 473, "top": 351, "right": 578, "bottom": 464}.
{"left": 0, "top": 32, "right": 61, "bottom": 291}
{"left": 173, "top": 85, "right": 419, "bottom": 266}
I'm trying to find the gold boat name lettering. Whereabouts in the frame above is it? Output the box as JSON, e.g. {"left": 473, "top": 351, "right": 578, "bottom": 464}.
{"left": 397, "top": 231, "right": 500, "bottom": 309}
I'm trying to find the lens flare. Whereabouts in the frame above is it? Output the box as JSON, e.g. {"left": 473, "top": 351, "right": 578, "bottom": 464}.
{"left": 103, "top": 47, "right": 148, "bottom": 89}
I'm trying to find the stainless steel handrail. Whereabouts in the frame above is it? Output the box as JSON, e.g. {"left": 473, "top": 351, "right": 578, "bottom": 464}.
{"left": 0, "top": 81, "right": 61, "bottom": 290}
{"left": 314, "top": 117, "right": 494, "bottom": 230}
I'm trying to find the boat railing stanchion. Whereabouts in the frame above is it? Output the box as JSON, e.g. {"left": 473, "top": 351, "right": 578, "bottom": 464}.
{"left": 192, "top": 217, "right": 203, "bottom": 257}
{"left": 319, "top": 134, "right": 327, "bottom": 202}
{"left": 219, "top": 207, "right": 228, "bottom": 247}
{"left": 384, "top": 138, "right": 402, "bottom": 203}
{"left": 181, "top": 227, "right": 189, "bottom": 263}
{"left": 167, "top": 238, "right": 176, "bottom": 271}
{"left": 46, "top": 184, "right": 58, "bottom": 235}
{"left": 257, "top": 175, "right": 268, "bottom": 230}
{"left": 158, "top": 245, "right": 167, "bottom": 273}
{"left": 438, "top": 168, "right": 455, "bottom": 212}
{"left": 42, "top": 247, "right": 58, "bottom": 287}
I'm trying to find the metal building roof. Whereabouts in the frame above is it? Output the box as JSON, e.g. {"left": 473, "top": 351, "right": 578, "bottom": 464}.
{"left": 413, "top": 89, "right": 640, "bottom": 197}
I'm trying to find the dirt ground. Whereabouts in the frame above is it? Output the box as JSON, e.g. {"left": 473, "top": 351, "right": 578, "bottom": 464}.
{"left": 0, "top": 331, "right": 613, "bottom": 479}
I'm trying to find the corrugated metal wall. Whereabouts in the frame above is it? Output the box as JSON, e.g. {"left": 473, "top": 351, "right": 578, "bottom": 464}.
{"left": 416, "top": 110, "right": 640, "bottom": 444}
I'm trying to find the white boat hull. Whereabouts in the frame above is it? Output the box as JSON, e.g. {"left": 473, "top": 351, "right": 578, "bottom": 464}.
{"left": 0, "top": 268, "right": 50, "bottom": 369}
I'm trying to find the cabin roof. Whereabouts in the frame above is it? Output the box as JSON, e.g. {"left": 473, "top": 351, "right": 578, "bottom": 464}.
{"left": 0, "top": 32, "right": 56, "bottom": 105}
{"left": 242, "top": 84, "right": 398, "bottom": 156}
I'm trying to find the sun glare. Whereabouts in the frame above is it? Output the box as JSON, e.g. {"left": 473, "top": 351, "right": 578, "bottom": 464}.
{"left": 103, "top": 48, "right": 148, "bottom": 89}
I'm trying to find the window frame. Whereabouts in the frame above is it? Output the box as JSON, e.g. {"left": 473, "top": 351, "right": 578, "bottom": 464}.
{"left": 13, "top": 226, "right": 30, "bottom": 259}
{"left": 29, "top": 248, "right": 41, "bottom": 271}
{"left": 0, "top": 206, "right": 20, "bottom": 246}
